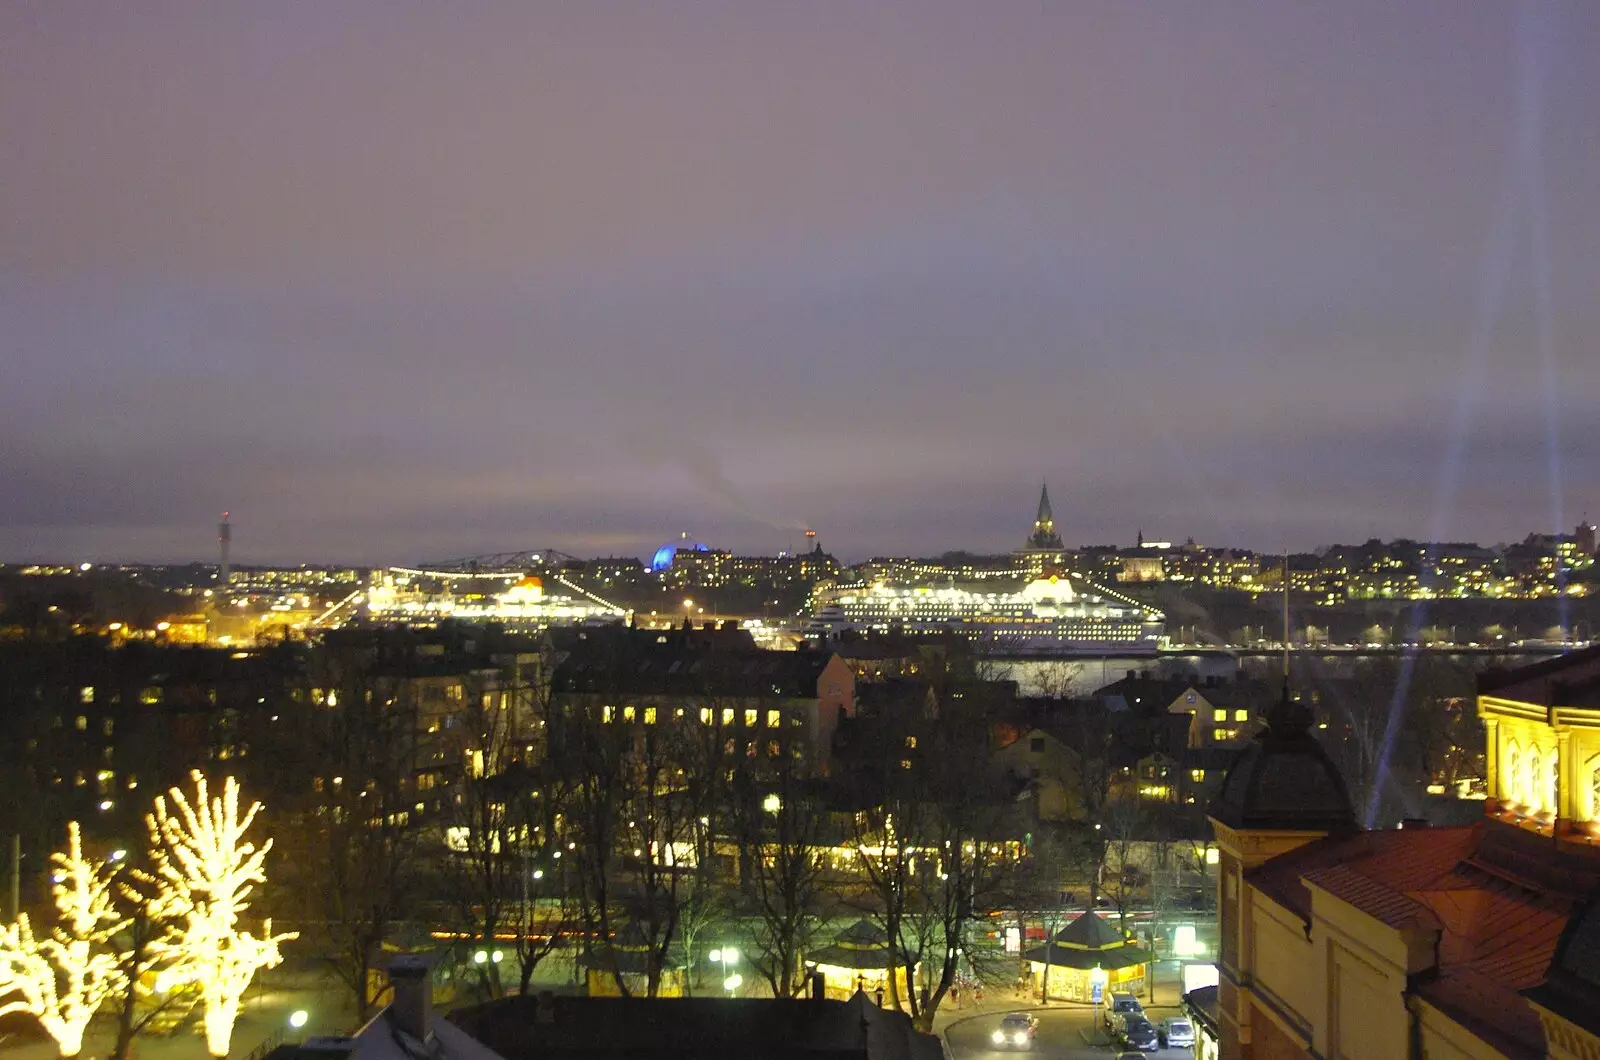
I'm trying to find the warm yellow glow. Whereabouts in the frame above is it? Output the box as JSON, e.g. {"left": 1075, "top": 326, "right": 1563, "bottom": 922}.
{"left": 0, "top": 823, "right": 129, "bottom": 1057}
{"left": 147, "top": 772, "right": 296, "bottom": 1058}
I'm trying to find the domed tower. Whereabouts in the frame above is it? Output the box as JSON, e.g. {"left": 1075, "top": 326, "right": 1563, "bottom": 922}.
{"left": 1208, "top": 688, "right": 1356, "bottom": 1060}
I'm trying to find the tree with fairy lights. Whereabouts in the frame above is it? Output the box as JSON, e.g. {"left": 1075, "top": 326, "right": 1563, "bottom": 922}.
{"left": 0, "top": 823, "right": 130, "bottom": 1057}
{"left": 147, "top": 771, "right": 296, "bottom": 1058}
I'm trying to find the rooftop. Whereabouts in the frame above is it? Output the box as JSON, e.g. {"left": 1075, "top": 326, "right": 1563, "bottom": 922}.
{"left": 1478, "top": 642, "right": 1600, "bottom": 708}
{"left": 1209, "top": 691, "right": 1357, "bottom": 834}
{"left": 1248, "top": 819, "right": 1600, "bottom": 1059}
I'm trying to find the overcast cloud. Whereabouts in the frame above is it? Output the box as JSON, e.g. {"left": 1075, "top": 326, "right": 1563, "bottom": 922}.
{"left": 3, "top": 2, "right": 1598, "bottom": 563}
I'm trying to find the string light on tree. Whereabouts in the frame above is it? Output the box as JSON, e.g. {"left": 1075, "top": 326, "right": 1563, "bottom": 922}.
{"left": 0, "top": 823, "right": 130, "bottom": 1057}
{"left": 147, "top": 772, "right": 296, "bottom": 1058}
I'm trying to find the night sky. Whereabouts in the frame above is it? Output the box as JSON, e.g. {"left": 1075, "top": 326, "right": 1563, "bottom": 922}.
{"left": 4, "top": 2, "right": 1598, "bottom": 565}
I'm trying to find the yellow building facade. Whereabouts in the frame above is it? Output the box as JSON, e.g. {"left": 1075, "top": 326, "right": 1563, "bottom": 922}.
{"left": 1209, "top": 647, "right": 1600, "bottom": 1060}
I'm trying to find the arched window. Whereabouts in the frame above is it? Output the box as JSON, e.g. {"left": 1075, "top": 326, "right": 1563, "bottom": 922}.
{"left": 1526, "top": 750, "right": 1541, "bottom": 812}
{"left": 1504, "top": 744, "right": 1521, "bottom": 803}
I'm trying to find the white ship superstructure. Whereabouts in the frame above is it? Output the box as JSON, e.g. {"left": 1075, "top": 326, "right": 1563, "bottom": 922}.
{"left": 809, "top": 571, "right": 1163, "bottom": 654}
{"left": 363, "top": 569, "right": 626, "bottom": 629}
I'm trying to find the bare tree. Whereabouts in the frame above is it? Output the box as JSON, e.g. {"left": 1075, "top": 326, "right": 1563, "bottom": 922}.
{"left": 269, "top": 658, "right": 423, "bottom": 1021}
{"left": 439, "top": 672, "right": 529, "bottom": 999}
{"left": 741, "top": 762, "right": 828, "bottom": 997}
{"left": 109, "top": 859, "right": 183, "bottom": 1060}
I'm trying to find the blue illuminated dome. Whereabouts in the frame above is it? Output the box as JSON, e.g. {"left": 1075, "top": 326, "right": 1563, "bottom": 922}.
{"left": 651, "top": 539, "right": 710, "bottom": 572}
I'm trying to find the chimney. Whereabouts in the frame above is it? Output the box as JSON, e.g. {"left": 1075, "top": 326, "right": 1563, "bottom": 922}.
{"left": 387, "top": 954, "right": 437, "bottom": 1041}
{"left": 810, "top": 971, "right": 826, "bottom": 1002}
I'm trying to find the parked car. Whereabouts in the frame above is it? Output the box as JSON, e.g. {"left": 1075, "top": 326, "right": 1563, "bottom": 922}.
{"left": 990, "top": 1012, "right": 1039, "bottom": 1050}
{"left": 1120, "top": 1015, "right": 1161, "bottom": 1052}
{"left": 1160, "top": 1016, "right": 1197, "bottom": 1048}
{"left": 1104, "top": 992, "right": 1144, "bottom": 1029}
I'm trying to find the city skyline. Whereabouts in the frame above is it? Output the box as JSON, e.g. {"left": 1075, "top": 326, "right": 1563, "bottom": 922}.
{"left": 5, "top": 2, "right": 1600, "bottom": 564}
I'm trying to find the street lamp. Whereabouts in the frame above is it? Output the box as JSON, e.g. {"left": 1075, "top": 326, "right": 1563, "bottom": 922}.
{"left": 709, "top": 947, "right": 740, "bottom": 994}
{"left": 1090, "top": 965, "right": 1108, "bottom": 1031}
{"left": 288, "top": 1010, "right": 309, "bottom": 1030}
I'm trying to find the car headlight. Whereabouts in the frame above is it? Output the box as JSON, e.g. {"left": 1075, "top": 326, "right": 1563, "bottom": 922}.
{"left": 1013, "top": 1032, "right": 1028, "bottom": 1044}
{"left": 992, "top": 1030, "right": 1006, "bottom": 1044}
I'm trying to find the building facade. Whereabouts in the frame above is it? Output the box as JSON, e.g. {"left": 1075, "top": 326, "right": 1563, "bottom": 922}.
{"left": 1208, "top": 648, "right": 1600, "bottom": 1060}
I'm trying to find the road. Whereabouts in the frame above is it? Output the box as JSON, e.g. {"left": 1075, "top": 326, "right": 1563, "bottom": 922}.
{"left": 945, "top": 1005, "right": 1196, "bottom": 1060}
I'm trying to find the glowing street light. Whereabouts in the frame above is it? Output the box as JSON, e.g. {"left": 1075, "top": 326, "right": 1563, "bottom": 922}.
{"left": 288, "top": 1010, "right": 309, "bottom": 1029}
{"left": 709, "top": 946, "right": 740, "bottom": 993}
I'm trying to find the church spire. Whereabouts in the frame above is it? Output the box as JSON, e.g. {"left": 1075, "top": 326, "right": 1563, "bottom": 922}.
{"left": 1027, "top": 482, "right": 1065, "bottom": 550}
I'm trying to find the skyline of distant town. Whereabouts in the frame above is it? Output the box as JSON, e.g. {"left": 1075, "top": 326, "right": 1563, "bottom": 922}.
{"left": 6, "top": 485, "right": 1596, "bottom": 573}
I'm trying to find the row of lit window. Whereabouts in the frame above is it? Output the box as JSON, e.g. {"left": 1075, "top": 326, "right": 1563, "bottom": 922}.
{"left": 597, "top": 705, "right": 791, "bottom": 729}
{"left": 79, "top": 686, "right": 163, "bottom": 705}
{"left": 1211, "top": 709, "right": 1250, "bottom": 723}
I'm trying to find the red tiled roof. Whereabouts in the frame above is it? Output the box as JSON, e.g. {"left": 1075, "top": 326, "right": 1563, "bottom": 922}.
{"left": 1302, "top": 864, "right": 1438, "bottom": 930}
{"left": 1247, "top": 825, "right": 1478, "bottom": 922}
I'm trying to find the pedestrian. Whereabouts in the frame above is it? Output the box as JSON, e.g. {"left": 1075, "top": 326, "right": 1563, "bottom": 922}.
{"left": 951, "top": 985, "right": 960, "bottom": 1009}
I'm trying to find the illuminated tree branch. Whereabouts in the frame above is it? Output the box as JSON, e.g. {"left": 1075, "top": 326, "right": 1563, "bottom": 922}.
{"left": 147, "top": 772, "right": 296, "bottom": 1058}
{"left": 0, "top": 823, "right": 130, "bottom": 1057}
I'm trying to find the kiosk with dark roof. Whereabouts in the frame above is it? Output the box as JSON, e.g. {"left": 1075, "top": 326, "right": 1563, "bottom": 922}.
{"left": 1022, "top": 911, "right": 1153, "bottom": 1001}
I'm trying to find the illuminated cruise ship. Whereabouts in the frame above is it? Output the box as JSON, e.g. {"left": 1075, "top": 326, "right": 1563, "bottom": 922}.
{"left": 808, "top": 571, "right": 1164, "bottom": 654}
{"left": 361, "top": 569, "right": 627, "bottom": 629}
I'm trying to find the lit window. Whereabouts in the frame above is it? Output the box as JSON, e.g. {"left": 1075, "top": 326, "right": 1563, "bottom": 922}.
{"left": 905, "top": 735, "right": 918, "bottom": 749}
{"left": 900, "top": 759, "right": 912, "bottom": 770}
{"left": 643, "top": 707, "right": 657, "bottom": 725}
{"left": 80, "top": 687, "right": 95, "bottom": 704}
{"left": 75, "top": 715, "right": 88, "bottom": 731}
{"left": 1212, "top": 709, "right": 1227, "bottom": 722}
{"left": 767, "top": 709, "right": 781, "bottom": 728}
{"left": 622, "top": 705, "right": 636, "bottom": 723}
{"left": 700, "top": 707, "right": 712, "bottom": 725}
{"left": 1234, "top": 709, "right": 1249, "bottom": 722}
{"left": 102, "top": 718, "right": 114, "bottom": 737}
{"left": 1190, "top": 769, "right": 1205, "bottom": 782}
{"left": 745, "top": 709, "right": 758, "bottom": 727}
{"left": 602, "top": 705, "right": 615, "bottom": 723}
{"left": 722, "top": 709, "right": 734, "bottom": 726}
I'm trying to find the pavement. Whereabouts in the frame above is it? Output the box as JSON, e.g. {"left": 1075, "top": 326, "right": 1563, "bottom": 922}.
{"left": 934, "top": 960, "right": 1197, "bottom": 1060}
{"left": 943, "top": 1006, "right": 1195, "bottom": 1060}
